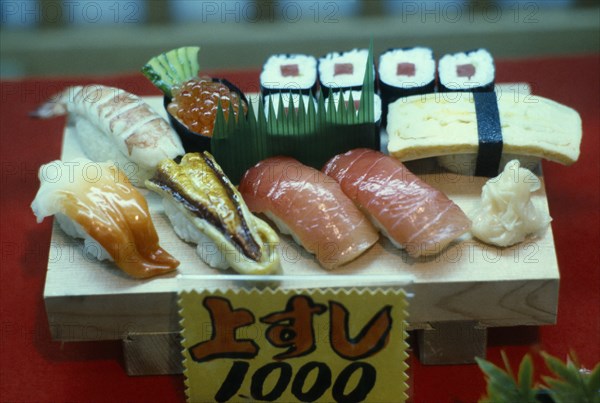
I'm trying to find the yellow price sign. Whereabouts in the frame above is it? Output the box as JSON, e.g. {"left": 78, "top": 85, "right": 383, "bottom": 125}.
{"left": 179, "top": 288, "right": 409, "bottom": 402}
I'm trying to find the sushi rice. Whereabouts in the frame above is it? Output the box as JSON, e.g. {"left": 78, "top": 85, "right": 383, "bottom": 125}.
{"left": 31, "top": 158, "right": 112, "bottom": 263}
{"left": 260, "top": 54, "right": 317, "bottom": 94}
{"left": 324, "top": 90, "right": 382, "bottom": 123}
{"left": 162, "top": 198, "right": 229, "bottom": 270}
{"left": 263, "top": 93, "right": 317, "bottom": 119}
{"left": 74, "top": 118, "right": 150, "bottom": 186}
{"left": 378, "top": 47, "right": 436, "bottom": 89}
{"left": 437, "top": 153, "right": 541, "bottom": 176}
{"left": 54, "top": 213, "right": 112, "bottom": 261}
{"left": 438, "top": 49, "right": 495, "bottom": 91}
{"left": 318, "top": 48, "right": 371, "bottom": 92}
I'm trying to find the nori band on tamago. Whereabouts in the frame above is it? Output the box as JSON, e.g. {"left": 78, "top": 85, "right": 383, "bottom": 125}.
{"left": 473, "top": 92, "right": 503, "bottom": 177}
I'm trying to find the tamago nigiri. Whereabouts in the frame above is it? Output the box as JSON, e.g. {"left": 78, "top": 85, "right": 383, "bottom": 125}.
{"left": 31, "top": 158, "right": 179, "bottom": 278}
{"left": 323, "top": 149, "right": 471, "bottom": 257}
{"left": 239, "top": 156, "right": 379, "bottom": 269}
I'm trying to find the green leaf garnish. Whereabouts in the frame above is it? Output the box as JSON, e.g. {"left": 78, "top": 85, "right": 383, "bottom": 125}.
{"left": 211, "top": 42, "right": 378, "bottom": 184}
{"left": 141, "top": 46, "right": 200, "bottom": 97}
{"left": 478, "top": 351, "right": 600, "bottom": 403}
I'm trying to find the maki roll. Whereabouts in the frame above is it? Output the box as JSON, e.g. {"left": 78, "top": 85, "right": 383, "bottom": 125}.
{"left": 318, "top": 48, "right": 374, "bottom": 97}
{"left": 165, "top": 77, "right": 248, "bottom": 151}
{"left": 263, "top": 92, "right": 317, "bottom": 119}
{"left": 438, "top": 48, "right": 495, "bottom": 92}
{"left": 378, "top": 47, "right": 436, "bottom": 126}
{"left": 260, "top": 54, "right": 318, "bottom": 96}
{"left": 324, "top": 89, "right": 382, "bottom": 152}
{"left": 325, "top": 90, "right": 382, "bottom": 125}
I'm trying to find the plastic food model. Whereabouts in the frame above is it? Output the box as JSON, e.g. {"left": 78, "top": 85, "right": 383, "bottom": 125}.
{"left": 31, "top": 158, "right": 180, "bottom": 278}
{"left": 146, "top": 152, "right": 281, "bottom": 275}
{"left": 470, "top": 160, "right": 552, "bottom": 247}
{"left": 239, "top": 156, "right": 379, "bottom": 269}
{"left": 31, "top": 85, "right": 184, "bottom": 186}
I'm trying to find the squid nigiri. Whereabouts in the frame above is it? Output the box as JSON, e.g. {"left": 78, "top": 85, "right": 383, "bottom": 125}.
{"left": 239, "top": 156, "right": 379, "bottom": 269}
{"left": 31, "top": 85, "right": 184, "bottom": 186}
{"left": 31, "top": 158, "right": 179, "bottom": 279}
{"left": 145, "top": 152, "right": 281, "bottom": 275}
{"left": 323, "top": 149, "right": 471, "bottom": 257}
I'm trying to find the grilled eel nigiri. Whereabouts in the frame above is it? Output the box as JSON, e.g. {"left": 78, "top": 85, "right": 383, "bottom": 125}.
{"left": 31, "top": 85, "right": 184, "bottom": 186}
{"left": 146, "top": 152, "right": 281, "bottom": 275}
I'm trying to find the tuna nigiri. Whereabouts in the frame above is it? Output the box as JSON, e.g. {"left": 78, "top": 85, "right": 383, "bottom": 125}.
{"left": 239, "top": 156, "right": 379, "bottom": 269}
{"left": 323, "top": 149, "right": 471, "bottom": 257}
{"left": 31, "top": 159, "right": 179, "bottom": 278}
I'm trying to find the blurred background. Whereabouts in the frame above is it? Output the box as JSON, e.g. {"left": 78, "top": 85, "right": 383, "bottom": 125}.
{"left": 1, "top": 0, "right": 598, "bottom": 78}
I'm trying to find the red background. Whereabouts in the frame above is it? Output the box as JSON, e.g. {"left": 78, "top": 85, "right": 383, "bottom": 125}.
{"left": 1, "top": 54, "right": 598, "bottom": 402}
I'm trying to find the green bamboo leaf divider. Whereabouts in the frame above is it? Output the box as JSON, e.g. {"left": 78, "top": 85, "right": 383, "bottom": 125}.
{"left": 212, "top": 43, "right": 378, "bottom": 184}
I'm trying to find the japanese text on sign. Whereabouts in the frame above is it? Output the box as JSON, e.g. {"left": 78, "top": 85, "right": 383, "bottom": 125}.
{"left": 179, "top": 289, "right": 409, "bottom": 402}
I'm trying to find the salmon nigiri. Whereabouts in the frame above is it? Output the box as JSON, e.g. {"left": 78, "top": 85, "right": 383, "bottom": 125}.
{"left": 323, "top": 149, "right": 471, "bottom": 257}
{"left": 31, "top": 158, "right": 179, "bottom": 278}
{"left": 239, "top": 157, "right": 379, "bottom": 269}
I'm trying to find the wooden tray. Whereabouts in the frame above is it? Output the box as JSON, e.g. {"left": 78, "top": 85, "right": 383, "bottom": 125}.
{"left": 43, "top": 90, "right": 559, "bottom": 372}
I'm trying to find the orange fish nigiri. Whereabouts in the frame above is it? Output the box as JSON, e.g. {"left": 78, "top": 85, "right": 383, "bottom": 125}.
{"left": 31, "top": 158, "right": 179, "bottom": 278}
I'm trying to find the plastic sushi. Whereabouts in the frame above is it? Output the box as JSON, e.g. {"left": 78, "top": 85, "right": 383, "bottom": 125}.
{"left": 263, "top": 92, "right": 317, "bottom": 119}
{"left": 142, "top": 47, "right": 248, "bottom": 150}
{"left": 387, "top": 91, "right": 582, "bottom": 176}
{"left": 239, "top": 156, "right": 379, "bottom": 269}
{"left": 438, "top": 48, "right": 495, "bottom": 92}
{"left": 323, "top": 149, "right": 472, "bottom": 257}
{"left": 378, "top": 47, "right": 436, "bottom": 126}
{"left": 470, "top": 160, "right": 551, "bottom": 247}
{"left": 31, "top": 158, "right": 180, "bottom": 279}
{"left": 31, "top": 85, "right": 184, "bottom": 187}
{"left": 318, "top": 48, "right": 375, "bottom": 97}
{"left": 145, "top": 152, "right": 281, "bottom": 275}
{"left": 324, "top": 89, "right": 382, "bottom": 124}
{"left": 260, "top": 54, "right": 318, "bottom": 96}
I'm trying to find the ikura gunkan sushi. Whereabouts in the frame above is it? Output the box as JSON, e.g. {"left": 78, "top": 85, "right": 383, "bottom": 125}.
{"left": 142, "top": 47, "right": 248, "bottom": 146}
{"left": 260, "top": 54, "right": 318, "bottom": 96}
{"left": 378, "top": 47, "right": 436, "bottom": 126}
{"left": 239, "top": 156, "right": 379, "bottom": 269}
{"left": 318, "top": 48, "right": 374, "bottom": 96}
{"left": 323, "top": 149, "right": 472, "bottom": 258}
{"left": 438, "top": 48, "right": 495, "bottom": 92}
{"left": 167, "top": 77, "right": 248, "bottom": 138}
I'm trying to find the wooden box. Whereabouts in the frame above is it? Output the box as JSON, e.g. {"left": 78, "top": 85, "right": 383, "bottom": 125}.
{"left": 43, "top": 93, "right": 559, "bottom": 374}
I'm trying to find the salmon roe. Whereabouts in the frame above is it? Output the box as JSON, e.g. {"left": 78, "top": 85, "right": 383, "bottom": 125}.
{"left": 167, "top": 77, "right": 247, "bottom": 137}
